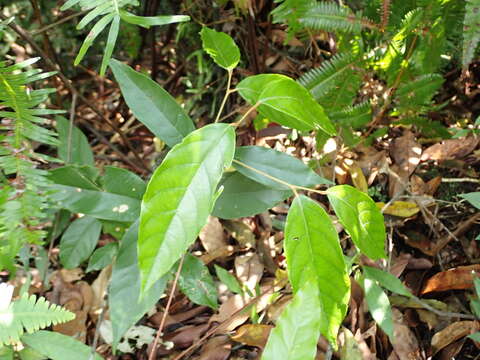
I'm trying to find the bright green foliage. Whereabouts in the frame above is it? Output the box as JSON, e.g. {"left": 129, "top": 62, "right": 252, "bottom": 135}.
{"left": 237, "top": 74, "right": 336, "bottom": 135}
{"left": 363, "top": 266, "right": 412, "bottom": 298}
{"left": 215, "top": 265, "right": 243, "bottom": 294}
{"left": 299, "top": 53, "right": 363, "bottom": 112}
{"left": 0, "top": 294, "right": 74, "bottom": 346}
{"left": 179, "top": 254, "right": 218, "bottom": 309}
{"left": 395, "top": 74, "right": 444, "bottom": 112}
{"left": 299, "top": 2, "right": 375, "bottom": 33}
{"left": 61, "top": 0, "right": 189, "bottom": 75}
{"left": 327, "top": 185, "right": 386, "bottom": 260}
{"left": 108, "top": 223, "right": 167, "bottom": 350}
{"left": 110, "top": 60, "right": 195, "bottom": 148}
{"left": 55, "top": 116, "right": 94, "bottom": 166}
{"left": 233, "top": 146, "right": 331, "bottom": 190}
{"left": 271, "top": 0, "right": 315, "bottom": 39}
{"left": 284, "top": 195, "right": 350, "bottom": 347}
{"left": 21, "top": 331, "right": 103, "bottom": 360}
{"left": 86, "top": 242, "right": 118, "bottom": 272}
{"left": 212, "top": 172, "right": 292, "bottom": 219}
{"left": 262, "top": 280, "right": 321, "bottom": 360}
{"left": 59, "top": 216, "right": 102, "bottom": 269}
{"left": 0, "top": 58, "right": 63, "bottom": 272}
{"left": 363, "top": 278, "right": 394, "bottom": 339}
{"left": 460, "top": 192, "right": 480, "bottom": 209}
{"left": 462, "top": 0, "right": 480, "bottom": 68}
{"left": 200, "top": 27, "right": 241, "bottom": 70}
{"left": 138, "top": 124, "right": 235, "bottom": 293}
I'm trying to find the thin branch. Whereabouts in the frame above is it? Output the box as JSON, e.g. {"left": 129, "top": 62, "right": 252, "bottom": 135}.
{"left": 31, "top": 11, "right": 87, "bottom": 36}
{"left": 215, "top": 69, "right": 233, "bottom": 123}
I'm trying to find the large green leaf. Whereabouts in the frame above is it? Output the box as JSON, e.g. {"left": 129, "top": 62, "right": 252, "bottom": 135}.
{"left": 138, "top": 123, "right": 235, "bottom": 292}
{"left": 49, "top": 165, "right": 141, "bottom": 222}
{"left": 21, "top": 331, "right": 103, "bottom": 360}
{"left": 59, "top": 216, "right": 102, "bottom": 269}
{"left": 200, "top": 27, "right": 240, "bottom": 70}
{"left": 326, "top": 185, "right": 386, "bottom": 260}
{"left": 212, "top": 171, "right": 292, "bottom": 219}
{"left": 460, "top": 192, "right": 480, "bottom": 210}
{"left": 237, "top": 74, "right": 336, "bottom": 135}
{"left": 284, "top": 195, "right": 350, "bottom": 346}
{"left": 108, "top": 223, "right": 167, "bottom": 350}
{"left": 363, "top": 278, "right": 394, "bottom": 339}
{"left": 55, "top": 116, "right": 94, "bottom": 166}
{"left": 179, "top": 254, "right": 218, "bottom": 309}
{"left": 233, "top": 146, "right": 332, "bottom": 190}
{"left": 262, "top": 280, "right": 321, "bottom": 360}
{"left": 110, "top": 59, "right": 195, "bottom": 148}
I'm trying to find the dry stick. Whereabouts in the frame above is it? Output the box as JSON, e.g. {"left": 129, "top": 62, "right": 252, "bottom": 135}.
{"left": 0, "top": 14, "right": 150, "bottom": 173}
{"left": 31, "top": 11, "right": 87, "bottom": 36}
{"left": 148, "top": 254, "right": 186, "bottom": 360}
{"left": 411, "top": 296, "right": 476, "bottom": 320}
{"left": 172, "top": 284, "right": 275, "bottom": 360}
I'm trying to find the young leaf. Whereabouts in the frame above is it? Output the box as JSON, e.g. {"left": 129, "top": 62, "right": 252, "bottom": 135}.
{"left": 363, "top": 278, "right": 394, "bottom": 339}
{"left": 21, "top": 331, "right": 103, "bottom": 360}
{"left": 55, "top": 116, "right": 94, "bottom": 166}
{"left": 119, "top": 10, "right": 190, "bottom": 28}
{"left": 87, "top": 243, "right": 119, "bottom": 273}
{"left": 284, "top": 195, "right": 350, "bottom": 346}
{"left": 109, "top": 223, "right": 167, "bottom": 350}
{"left": 363, "top": 266, "right": 412, "bottom": 298}
{"left": 215, "top": 265, "right": 243, "bottom": 294}
{"left": 179, "top": 254, "right": 218, "bottom": 309}
{"left": 326, "top": 185, "right": 386, "bottom": 260}
{"left": 59, "top": 216, "right": 102, "bottom": 269}
{"left": 262, "top": 280, "right": 321, "bottom": 360}
{"left": 460, "top": 192, "right": 480, "bottom": 209}
{"left": 200, "top": 27, "right": 240, "bottom": 70}
{"left": 233, "top": 146, "right": 332, "bottom": 190}
{"left": 138, "top": 124, "right": 235, "bottom": 292}
{"left": 212, "top": 171, "right": 292, "bottom": 219}
{"left": 237, "top": 74, "right": 336, "bottom": 135}
{"left": 110, "top": 59, "right": 195, "bottom": 148}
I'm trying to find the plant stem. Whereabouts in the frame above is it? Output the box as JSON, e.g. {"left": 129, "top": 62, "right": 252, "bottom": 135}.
{"left": 231, "top": 102, "right": 260, "bottom": 128}
{"left": 232, "top": 159, "right": 327, "bottom": 196}
{"left": 215, "top": 69, "right": 233, "bottom": 123}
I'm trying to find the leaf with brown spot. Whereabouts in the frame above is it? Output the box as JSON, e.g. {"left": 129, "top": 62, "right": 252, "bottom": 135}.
{"left": 431, "top": 321, "right": 479, "bottom": 355}
{"left": 230, "top": 324, "right": 272, "bottom": 348}
{"left": 421, "top": 265, "right": 480, "bottom": 294}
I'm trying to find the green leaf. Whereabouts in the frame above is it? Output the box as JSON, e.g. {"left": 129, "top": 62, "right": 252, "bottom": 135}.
{"left": 109, "top": 223, "right": 167, "bottom": 350}
{"left": 102, "top": 166, "right": 146, "bottom": 200}
{"left": 468, "top": 332, "right": 480, "bottom": 342}
{"left": 363, "top": 278, "right": 394, "bottom": 339}
{"left": 74, "top": 13, "right": 114, "bottom": 66}
{"left": 233, "top": 146, "right": 332, "bottom": 190}
{"left": 326, "top": 185, "right": 386, "bottom": 260}
{"left": 363, "top": 266, "right": 412, "bottom": 298}
{"left": 200, "top": 27, "right": 240, "bottom": 70}
{"left": 48, "top": 165, "right": 100, "bottom": 190}
{"left": 21, "top": 331, "right": 103, "bottom": 360}
{"left": 86, "top": 243, "right": 119, "bottom": 273}
{"left": 237, "top": 74, "right": 336, "bottom": 135}
{"left": 463, "top": 0, "right": 480, "bottom": 68}
{"left": 138, "top": 123, "right": 235, "bottom": 292}
{"left": 460, "top": 192, "right": 480, "bottom": 210}
{"left": 212, "top": 171, "right": 292, "bottom": 219}
{"left": 284, "top": 195, "right": 350, "bottom": 346}
{"left": 179, "top": 254, "right": 218, "bottom": 309}
{"left": 120, "top": 10, "right": 190, "bottom": 28}
{"left": 262, "top": 280, "right": 321, "bottom": 360}
{"left": 55, "top": 116, "right": 94, "bottom": 166}
{"left": 110, "top": 59, "right": 195, "bottom": 148}
{"left": 59, "top": 216, "right": 102, "bottom": 269}
{"left": 100, "top": 15, "right": 120, "bottom": 76}
{"left": 215, "top": 265, "right": 243, "bottom": 294}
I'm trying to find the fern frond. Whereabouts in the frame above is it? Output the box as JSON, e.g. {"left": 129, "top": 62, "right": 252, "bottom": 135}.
{"left": 329, "top": 101, "right": 372, "bottom": 129}
{"left": 271, "top": 0, "right": 315, "bottom": 39}
{"left": 0, "top": 292, "right": 75, "bottom": 346}
{"left": 395, "top": 73, "right": 444, "bottom": 112}
{"left": 462, "top": 0, "right": 480, "bottom": 68}
{"left": 61, "top": 0, "right": 189, "bottom": 75}
{"left": 298, "top": 53, "right": 364, "bottom": 111}
{"left": 299, "top": 1, "right": 377, "bottom": 33}
{"left": 0, "top": 58, "right": 62, "bottom": 272}
{"left": 381, "top": 0, "right": 391, "bottom": 30}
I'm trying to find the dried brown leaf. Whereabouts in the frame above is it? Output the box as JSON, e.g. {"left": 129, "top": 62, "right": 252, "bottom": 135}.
{"left": 230, "top": 324, "right": 272, "bottom": 348}
{"left": 391, "top": 309, "right": 422, "bottom": 360}
{"left": 199, "top": 216, "right": 227, "bottom": 254}
{"left": 431, "top": 321, "right": 479, "bottom": 355}
{"left": 421, "top": 136, "right": 479, "bottom": 161}
{"left": 421, "top": 265, "right": 480, "bottom": 294}
{"left": 198, "top": 336, "right": 232, "bottom": 360}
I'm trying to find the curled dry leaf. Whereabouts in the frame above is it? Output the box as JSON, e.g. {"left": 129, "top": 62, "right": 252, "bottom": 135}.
{"left": 199, "top": 216, "right": 227, "bottom": 254}
{"left": 421, "top": 136, "right": 479, "bottom": 161}
{"left": 421, "top": 264, "right": 480, "bottom": 294}
{"left": 431, "top": 321, "right": 479, "bottom": 355}
{"left": 230, "top": 324, "right": 272, "bottom": 348}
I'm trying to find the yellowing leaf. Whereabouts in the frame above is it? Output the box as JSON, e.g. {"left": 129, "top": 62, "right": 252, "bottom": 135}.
{"left": 376, "top": 201, "right": 420, "bottom": 217}
{"left": 231, "top": 324, "right": 272, "bottom": 348}
{"left": 343, "top": 160, "right": 368, "bottom": 193}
